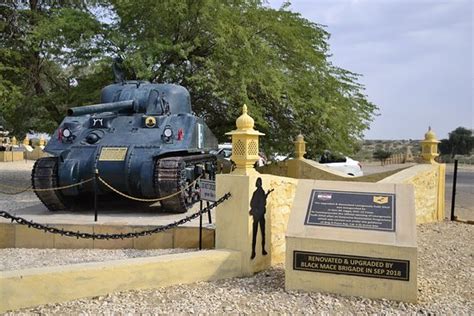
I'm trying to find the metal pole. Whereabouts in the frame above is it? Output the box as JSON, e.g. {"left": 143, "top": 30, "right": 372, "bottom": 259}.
{"left": 199, "top": 200, "right": 203, "bottom": 250}
{"left": 450, "top": 159, "right": 458, "bottom": 221}
{"left": 94, "top": 169, "right": 99, "bottom": 222}
{"left": 207, "top": 201, "right": 212, "bottom": 224}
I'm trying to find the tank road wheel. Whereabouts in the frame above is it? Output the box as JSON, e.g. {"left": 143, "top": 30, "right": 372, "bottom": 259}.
{"left": 31, "top": 157, "right": 71, "bottom": 212}
{"left": 154, "top": 158, "right": 187, "bottom": 213}
{"left": 154, "top": 155, "right": 216, "bottom": 213}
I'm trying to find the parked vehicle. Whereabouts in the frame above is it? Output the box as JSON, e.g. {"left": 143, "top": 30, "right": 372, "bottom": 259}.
{"left": 212, "top": 143, "right": 232, "bottom": 160}
{"left": 210, "top": 143, "right": 233, "bottom": 173}
{"left": 319, "top": 151, "right": 363, "bottom": 176}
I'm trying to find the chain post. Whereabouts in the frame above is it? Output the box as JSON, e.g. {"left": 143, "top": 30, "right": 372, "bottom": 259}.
{"left": 199, "top": 199, "right": 203, "bottom": 250}
{"left": 94, "top": 169, "right": 99, "bottom": 222}
{"left": 207, "top": 201, "right": 212, "bottom": 224}
{"left": 0, "top": 192, "right": 231, "bottom": 240}
{"left": 450, "top": 159, "right": 458, "bottom": 221}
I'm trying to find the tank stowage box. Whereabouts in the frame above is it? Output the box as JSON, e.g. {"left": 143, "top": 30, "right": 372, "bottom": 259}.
{"left": 33, "top": 81, "right": 218, "bottom": 213}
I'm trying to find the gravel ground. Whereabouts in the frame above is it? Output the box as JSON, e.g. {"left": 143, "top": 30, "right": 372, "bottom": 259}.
{"left": 2, "top": 221, "right": 472, "bottom": 314}
{"left": 0, "top": 248, "right": 194, "bottom": 271}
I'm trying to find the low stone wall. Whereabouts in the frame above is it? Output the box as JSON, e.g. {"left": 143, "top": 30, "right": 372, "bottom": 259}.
{"left": 288, "top": 159, "right": 352, "bottom": 180}
{"left": 266, "top": 176, "right": 298, "bottom": 265}
{"left": 0, "top": 151, "right": 23, "bottom": 162}
{"left": 258, "top": 160, "right": 445, "bottom": 224}
{"left": 379, "top": 164, "right": 446, "bottom": 223}
{"left": 258, "top": 159, "right": 404, "bottom": 182}
{"left": 0, "top": 223, "right": 214, "bottom": 250}
{"left": 0, "top": 250, "right": 242, "bottom": 312}
{"left": 257, "top": 161, "right": 289, "bottom": 177}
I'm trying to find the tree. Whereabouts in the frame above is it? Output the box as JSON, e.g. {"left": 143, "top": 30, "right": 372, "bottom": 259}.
{"left": 1, "top": 0, "right": 377, "bottom": 156}
{"left": 373, "top": 149, "right": 392, "bottom": 165}
{"left": 0, "top": 1, "right": 104, "bottom": 136}
{"left": 439, "top": 127, "right": 474, "bottom": 157}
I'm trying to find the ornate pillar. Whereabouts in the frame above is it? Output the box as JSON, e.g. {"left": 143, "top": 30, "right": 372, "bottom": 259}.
{"left": 420, "top": 127, "right": 440, "bottom": 164}
{"left": 225, "top": 104, "right": 264, "bottom": 175}
{"left": 23, "top": 135, "right": 29, "bottom": 146}
{"left": 294, "top": 134, "right": 306, "bottom": 160}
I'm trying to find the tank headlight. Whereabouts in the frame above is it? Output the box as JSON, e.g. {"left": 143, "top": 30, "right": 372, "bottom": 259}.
{"left": 62, "top": 128, "right": 72, "bottom": 138}
{"left": 145, "top": 116, "right": 156, "bottom": 128}
{"left": 163, "top": 127, "right": 173, "bottom": 138}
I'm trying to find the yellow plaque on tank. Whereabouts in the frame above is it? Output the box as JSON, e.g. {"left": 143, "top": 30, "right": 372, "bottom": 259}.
{"left": 99, "top": 147, "right": 128, "bottom": 161}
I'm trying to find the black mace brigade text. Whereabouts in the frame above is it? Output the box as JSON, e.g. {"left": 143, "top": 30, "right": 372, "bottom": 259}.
{"left": 293, "top": 251, "right": 409, "bottom": 281}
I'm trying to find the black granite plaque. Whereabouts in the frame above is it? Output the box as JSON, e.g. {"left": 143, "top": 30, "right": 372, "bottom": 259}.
{"left": 304, "top": 190, "right": 395, "bottom": 232}
{"left": 293, "top": 251, "right": 409, "bottom": 281}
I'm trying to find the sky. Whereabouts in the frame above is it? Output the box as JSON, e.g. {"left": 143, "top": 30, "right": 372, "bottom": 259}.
{"left": 268, "top": 0, "right": 473, "bottom": 140}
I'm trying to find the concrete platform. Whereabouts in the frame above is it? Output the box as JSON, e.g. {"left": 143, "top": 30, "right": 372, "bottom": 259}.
{"left": 0, "top": 200, "right": 215, "bottom": 227}
{"left": 0, "top": 201, "right": 217, "bottom": 249}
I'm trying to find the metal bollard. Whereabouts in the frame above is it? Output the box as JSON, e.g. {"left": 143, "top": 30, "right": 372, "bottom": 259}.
{"left": 450, "top": 160, "right": 458, "bottom": 221}
{"left": 199, "top": 200, "right": 203, "bottom": 250}
{"left": 94, "top": 169, "right": 99, "bottom": 222}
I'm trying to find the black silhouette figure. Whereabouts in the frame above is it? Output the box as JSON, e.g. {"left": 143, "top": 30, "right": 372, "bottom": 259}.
{"left": 249, "top": 177, "right": 274, "bottom": 260}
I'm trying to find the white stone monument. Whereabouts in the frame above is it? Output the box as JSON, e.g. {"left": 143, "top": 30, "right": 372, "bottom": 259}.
{"left": 285, "top": 180, "right": 417, "bottom": 302}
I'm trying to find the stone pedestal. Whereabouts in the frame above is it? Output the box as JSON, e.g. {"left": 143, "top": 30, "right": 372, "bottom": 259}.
{"left": 216, "top": 174, "right": 271, "bottom": 276}
{"left": 285, "top": 180, "right": 417, "bottom": 302}
{"left": 0, "top": 151, "right": 23, "bottom": 162}
{"left": 216, "top": 173, "right": 297, "bottom": 276}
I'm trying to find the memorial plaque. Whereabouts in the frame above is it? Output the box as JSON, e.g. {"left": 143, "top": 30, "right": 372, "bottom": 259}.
{"left": 293, "top": 251, "right": 409, "bottom": 281}
{"left": 286, "top": 180, "right": 417, "bottom": 302}
{"left": 98, "top": 147, "right": 128, "bottom": 161}
{"left": 304, "top": 190, "right": 395, "bottom": 232}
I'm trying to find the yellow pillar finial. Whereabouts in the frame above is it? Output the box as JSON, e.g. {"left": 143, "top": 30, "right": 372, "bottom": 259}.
{"left": 23, "top": 135, "right": 29, "bottom": 146}
{"left": 39, "top": 135, "right": 45, "bottom": 147}
{"left": 421, "top": 126, "right": 440, "bottom": 164}
{"left": 11, "top": 136, "right": 18, "bottom": 146}
{"left": 226, "top": 104, "right": 265, "bottom": 175}
{"left": 294, "top": 134, "right": 306, "bottom": 160}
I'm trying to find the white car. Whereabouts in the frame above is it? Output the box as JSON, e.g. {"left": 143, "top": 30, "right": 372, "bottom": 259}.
{"left": 320, "top": 156, "right": 363, "bottom": 177}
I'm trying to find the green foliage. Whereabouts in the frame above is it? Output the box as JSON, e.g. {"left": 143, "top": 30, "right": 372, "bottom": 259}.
{"left": 0, "top": 1, "right": 105, "bottom": 136}
{"left": 439, "top": 127, "right": 474, "bottom": 157}
{"left": 373, "top": 149, "right": 392, "bottom": 164}
{"left": 0, "top": 0, "right": 377, "bottom": 155}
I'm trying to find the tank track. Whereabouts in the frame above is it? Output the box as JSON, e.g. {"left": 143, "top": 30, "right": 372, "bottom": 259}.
{"left": 154, "top": 154, "right": 216, "bottom": 213}
{"left": 32, "top": 157, "right": 69, "bottom": 212}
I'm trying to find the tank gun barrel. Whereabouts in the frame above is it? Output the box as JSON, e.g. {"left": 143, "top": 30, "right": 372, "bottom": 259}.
{"left": 67, "top": 100, "right": 135, "bottom": 116}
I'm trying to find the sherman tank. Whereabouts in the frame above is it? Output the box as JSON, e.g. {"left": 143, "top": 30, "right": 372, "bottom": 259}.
{"left": 32, "top": 81, "right": 218, "bottom": 213}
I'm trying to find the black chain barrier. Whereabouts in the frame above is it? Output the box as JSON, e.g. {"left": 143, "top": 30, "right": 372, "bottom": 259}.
{"left": 0, "top": 193, "right": 231, "bottom": 240}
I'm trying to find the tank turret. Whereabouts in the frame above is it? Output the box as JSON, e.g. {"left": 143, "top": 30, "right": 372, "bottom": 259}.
{"left": 32, "top": 81, "right": 218, "bottom": 213}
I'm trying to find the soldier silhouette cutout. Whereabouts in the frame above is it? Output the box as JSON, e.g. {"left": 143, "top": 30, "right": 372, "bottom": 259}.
{"left": 249, "top": 177, "right": 274, "bottom": 260}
